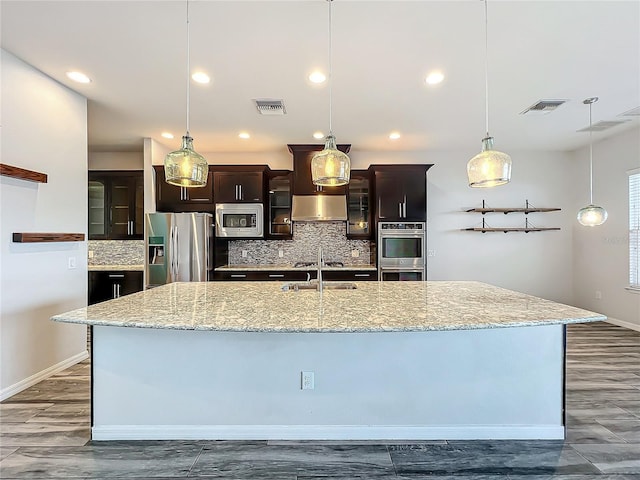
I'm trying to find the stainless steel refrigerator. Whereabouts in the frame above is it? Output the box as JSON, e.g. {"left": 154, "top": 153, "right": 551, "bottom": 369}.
{"left": 145, "top": 212, "right": 214, "bottom": 288}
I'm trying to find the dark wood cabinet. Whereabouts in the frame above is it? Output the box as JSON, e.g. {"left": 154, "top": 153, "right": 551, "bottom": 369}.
{"left": 212, "top": 167, "right": 265, "bottom": 203}
{"left": 88, "top": 270, "right": 143, "bottom": 305}
{"left": 88, "top": 171, "right": 143, "bottom": 240}
{"left": 371, "top": 165, "right": 433, "bottom": 222}
{"left": 347, "top": 170, "right": 372, "bottom": 239}
{"left": 212, "top": 270, "right": 309, "bottom": 282}
{"left": 267, "top": 170, "right": 293, "bottom": 239}
{"left": 322, "top": 270, "right": 377, "bottom": 281}
{"left": 287, "top": 144, "right": 351, "bottom": 195}
{"left": 154, "top": 165, "right": 214, "bottom": 212}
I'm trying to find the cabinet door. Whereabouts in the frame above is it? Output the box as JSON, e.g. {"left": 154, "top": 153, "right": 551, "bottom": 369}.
{"left": 402, "top": 172, "right": 427, "bottom": 221}
{"left": 88, "top": 271, "right": 143, "bottom": 305}
{"left": 88, "top": 178, "right": 108, "bottom": 239}
{"left": 347, "top": 170, "right": 371, "bottom": 238}
{"left": 154, "top": 166, "right": 183, "bottom": 212}
{"left": 120, "top": 271, "right": 144, "bottom": 296}
{"left": 109, "top": 177, "right": 134, "bottom": 239}
{"left": 184, "top": 169, "right": 214, "bottom": 203}
{"left": 267, "top": 171, "right": 292, "bottom": 238}
{"left": 155, "top": 166, "right": 213, "bottom": 211}
{"left": 133, "top": 175, "right": 144, "bottom": 236}
{"left": 213, "top": 171, "right": 263, "bottom": 203}
{"left": 288, "top": 144, "right": 349, "bottom": 195}
{"left": 88, "top": 272, "right": 113, "bottom": 304}
{"left": 374, "top": 171, "right": 402, "bottom": 221}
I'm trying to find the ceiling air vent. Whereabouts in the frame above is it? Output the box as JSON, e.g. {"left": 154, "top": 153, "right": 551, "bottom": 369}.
{"left": 619, "top": 106, "right": 640, "bottom": 117}
{"left": 520, "top": 99, "right": 568, "bottom": 115}
{"left": 577, "top": 120, "right": 629, "bottom": 132}
{"left": 254, "top": 99, "right": 286, "bottom": 116}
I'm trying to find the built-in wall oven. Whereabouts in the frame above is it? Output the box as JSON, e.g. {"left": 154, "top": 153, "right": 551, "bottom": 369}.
{"left": 377, "top": 222, "right": 426, "bottom": 281}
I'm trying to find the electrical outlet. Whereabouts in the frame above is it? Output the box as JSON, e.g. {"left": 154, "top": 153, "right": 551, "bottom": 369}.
{"left": 595, "top": 291, "right": 602, "bottom": 300}
{"left": 68, "top": 257, "right": 77, "bottom": 269}
{"left": 241, "top": 250, "right": 248, "bottom": 258}
{"left": 278, "top": 249, "right": 284, "bottom": 258}
{"left": 351, "top": 249, "right": 359, "bottom": 258}
{"left": 88, "top": 250, "right": 94, "bottom": 259}
{"left": 301, "top": 371, "right": 314, "bottom": 390}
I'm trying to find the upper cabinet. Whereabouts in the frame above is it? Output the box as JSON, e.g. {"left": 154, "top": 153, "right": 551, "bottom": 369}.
{"left": 371, "top": 165, "right": 433, "bottom": 222}
{"left": 154, "top": 165, "right": 214, "bottom": 212}
{"left": 287, "top": 144, "right": 351, "bottom": 195}
{"left": 212, "top": 166, "right": 266, "bottom": 203}
{"left": 267, "top": 170, "right": 293, "bottom": 239}
{"left": 89, "top": 171, "right": 143, "bottom": 240}
{"left": 346, "top": 169, "right": 372, "bottom": 239}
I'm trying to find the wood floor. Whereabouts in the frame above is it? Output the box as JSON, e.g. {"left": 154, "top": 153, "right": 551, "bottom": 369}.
{"left": 1, "top": 321, "right": 639, "bottom": 479}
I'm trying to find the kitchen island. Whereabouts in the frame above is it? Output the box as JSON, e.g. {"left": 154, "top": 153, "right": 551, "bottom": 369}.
{"left": 52, "top": 281, "right": 605, "bottom": 441}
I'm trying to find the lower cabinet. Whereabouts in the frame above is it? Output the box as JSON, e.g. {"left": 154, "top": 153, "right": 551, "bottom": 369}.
{"left": 88, "top": 271, "right": 144, "bottom": 305}
{"left": 212, "top": 270, "right": 376, "bottom": 281}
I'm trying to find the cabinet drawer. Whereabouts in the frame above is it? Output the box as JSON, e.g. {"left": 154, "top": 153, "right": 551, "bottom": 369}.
{"left": 323, "top": 270, "right": 377, "bottom": 281}
{"left": 213, "top": 271, "right": 309, "bottom": 282}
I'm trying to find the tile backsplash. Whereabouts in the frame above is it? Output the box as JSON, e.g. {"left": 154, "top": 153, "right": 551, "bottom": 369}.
{"left": 88, "top": 240, "right": 144, "bottom": 266}
{"left": 228, "top": 222, "right": 371, "bottom": 266}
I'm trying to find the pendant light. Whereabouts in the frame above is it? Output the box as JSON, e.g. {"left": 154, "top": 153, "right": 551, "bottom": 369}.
{"left": 311, "top": 0, "right": 351, "bottom": 187}
{"left": 164, "top": 0, "right": 208, "bottom": 187}
{"left": 467, "top": 0, "right": 511, "bottom": 188}
{"left": 577, "top": 97, "right": 608, "bottom": 226}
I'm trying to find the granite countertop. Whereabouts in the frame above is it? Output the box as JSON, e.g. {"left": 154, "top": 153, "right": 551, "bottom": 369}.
{"left": 52, "top": 281, "right": 606, "bottom": 333}
{"left": 215, "top": 264, "right": 377, "bottom": 271}
{"left": 88, "top": 264, "right": 144, "bottom": 272}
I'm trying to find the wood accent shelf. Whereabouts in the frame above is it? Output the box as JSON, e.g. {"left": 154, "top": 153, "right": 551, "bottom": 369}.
{"left": 12, "top": 233, "right": 85, "bottom": 243}
{"left": 0, "top": 164, "right": 48, "bottom": 183}
{"left": 464, "top": 200, "right": 560, "bottom": 215}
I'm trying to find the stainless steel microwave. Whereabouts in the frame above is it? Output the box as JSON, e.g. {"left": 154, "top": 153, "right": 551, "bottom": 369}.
{"left": 215, "top": 203, "right": 264, "bottom": 238}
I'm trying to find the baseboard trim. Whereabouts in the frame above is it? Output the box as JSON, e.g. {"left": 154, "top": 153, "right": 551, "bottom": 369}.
{"left": 92, "top": 424, "right": 565, "bottom": 441}
{"left": 606, "top": 317, "right": 640, "bottom": 333}
{"left": 0, "top": 350, "right": 89, "bottom": 401}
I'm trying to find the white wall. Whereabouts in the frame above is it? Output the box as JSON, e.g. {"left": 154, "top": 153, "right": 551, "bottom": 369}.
{"left": 88, "top": 151, "right": 143, "bottom": 170}
{"left": 0, "top": 50, "right": 88, "bottom": 399}
{"left": 572, "top": 127, "right": 640, "bottom": 329}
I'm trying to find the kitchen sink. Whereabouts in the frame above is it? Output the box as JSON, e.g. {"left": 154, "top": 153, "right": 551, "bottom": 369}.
{"left": 281, "top": 281, "right": 357, "bottom": 292}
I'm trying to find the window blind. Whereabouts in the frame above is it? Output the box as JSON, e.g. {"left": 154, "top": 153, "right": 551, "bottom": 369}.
{"left": 630, "top": 169, "right": 640, "bottom": 289}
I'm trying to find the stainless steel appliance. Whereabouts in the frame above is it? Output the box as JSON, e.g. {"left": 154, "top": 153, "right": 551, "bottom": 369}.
{"left": 377, "top": 222, "right": 426, "bottom": 281}
{"left": 145, "top": 212, "right": 213, "bottom": 287}
{"left": 215, "top": 203, "right": 263, "bottom": 238}
{"left": 291, "top": 195, "right": 347, "bottom": 221}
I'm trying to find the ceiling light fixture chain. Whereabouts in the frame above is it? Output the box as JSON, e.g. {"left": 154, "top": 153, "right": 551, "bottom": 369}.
{"left": 466, "top": 0, "right": 512, "bottom": 188}
{"left": 328, "top": 0, "right": 333, "bottom": 136}
{"left": 185, "top": 0, "right": 191, "bottom": 136}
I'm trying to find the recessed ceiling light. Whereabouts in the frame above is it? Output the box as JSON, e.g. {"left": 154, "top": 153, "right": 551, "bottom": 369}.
{"left": 313, "top": 131, "right": 325, "bottom": 139}
{"left": 389, "top": 132, "right": 401, "bottom": 140}
{"left": 192, "top": 72, "right": 210, "bottom": 84}
{"left": 425, "top": 71, "right": 444, "bottom": 85}
{"left": 66, "top": 71, "right": 91, "bottom": 83}
{"left": 161, "top": 132, "right": 174, "bottom": 139}
{"left": 308, "top": 71, "right": 327, "bottom": 84}
{"left": 238, "top": 132, "right": 250, "bottom": 139}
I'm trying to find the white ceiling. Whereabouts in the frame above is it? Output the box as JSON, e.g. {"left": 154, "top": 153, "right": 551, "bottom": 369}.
{"left": 2, "top": 1, "right": 639, "bottom": 155}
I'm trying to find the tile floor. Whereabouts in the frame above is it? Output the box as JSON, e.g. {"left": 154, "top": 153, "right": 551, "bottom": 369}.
{"left": 0, "top": 321, "right": 639, "bottom": 479}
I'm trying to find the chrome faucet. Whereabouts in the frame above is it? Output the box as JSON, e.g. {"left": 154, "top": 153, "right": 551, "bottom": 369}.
{"left": 317, "top": 246, "right": 324, "bottom": 293}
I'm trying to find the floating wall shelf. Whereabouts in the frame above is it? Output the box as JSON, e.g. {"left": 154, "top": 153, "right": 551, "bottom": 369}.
{"left": 463, "top": 200, "right": 561, "bottom": 233}
{"left": 13, "top": 233, "right": 85, "bottom": 243}
{"left": 0, "top": 163, "right": 48, "bottom": 183}
{"left": 464, "top": 200, "right": 560, "bottom": 215}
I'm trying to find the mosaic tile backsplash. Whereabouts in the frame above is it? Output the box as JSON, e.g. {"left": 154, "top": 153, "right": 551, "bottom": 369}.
{"left": 228, "top": 222, "right": 372, "bottom": 266}
{"left": 88, "top": 240, "right": 144, "bottom": 266}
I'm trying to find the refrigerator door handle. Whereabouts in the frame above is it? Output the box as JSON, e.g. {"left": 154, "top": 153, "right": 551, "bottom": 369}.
{"left": 173, "top": 226, "right": 179, "bottom": 279}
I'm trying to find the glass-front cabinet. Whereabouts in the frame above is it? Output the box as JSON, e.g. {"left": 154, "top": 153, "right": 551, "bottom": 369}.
{"left": 267, "top": 170, "right": 292, "bottom": 239}
{"left": 347, "top": 170, "right": 371, "bottom": 239}
{"left": 88, "top": 179, "right": 106, "bottom": 238}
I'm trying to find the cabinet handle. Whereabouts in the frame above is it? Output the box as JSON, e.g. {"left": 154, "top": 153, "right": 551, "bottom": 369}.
{"left": 112, "top": 284, "right": 117, "bottom": 299}
{"left": 108, "top": 274, "right": 125, "bottom": 278}
{"left": 268, "top": 274, "right": 284, "bottom": 278}
{"left": 235, "top": 185, "right": 239, "bottom": 201}
{"left": 398, "top": 203, "right": 402, "bottom": 218}
{"left": 403, "top": 202, "right": 407, "bottom": 218}
{"left": 116, "top": 284, "right": 121, "bottom": 298}
{"left": 355, "top": 273, "right": 370, "bottom": 277}
{"left": 230, "top": 274, "right": 247, "bottom": 278}
{"left": 239, "top": 184, "right": 243, "bottom": 200}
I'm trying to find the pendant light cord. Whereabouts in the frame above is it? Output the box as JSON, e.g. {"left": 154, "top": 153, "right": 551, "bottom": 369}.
{"left": 185, "top": 0, "right": 191, "bottom": 136}
{"left": 484, "top": 0, "right": 490, "bottom": 138}
{"left": 589, "top": 102, "right": 593, "bottom": 204}
{"left": 328, "top": 0, "right": 333, "bottom": 136}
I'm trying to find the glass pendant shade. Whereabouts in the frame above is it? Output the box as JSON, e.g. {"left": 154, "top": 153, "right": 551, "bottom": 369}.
{"left": 577, "top": 204, "right": 608, "bottom": 227}
{"left": 311, "top": 134, "right": 351, "bottom": 186}
{"left": 164, "top": 135, "right": 208, "bottom": 187}
{"left": 467, "top": 137, "right": 512, "bottom": 188}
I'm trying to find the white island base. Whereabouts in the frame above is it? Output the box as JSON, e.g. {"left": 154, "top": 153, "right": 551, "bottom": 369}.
{"left": 92, "top": 323, "right": 565, "bottom": 441}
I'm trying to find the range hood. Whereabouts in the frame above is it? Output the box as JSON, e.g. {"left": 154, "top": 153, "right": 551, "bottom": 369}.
{"left": 291, "top": 195, "right": 347, "bottom": 221}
